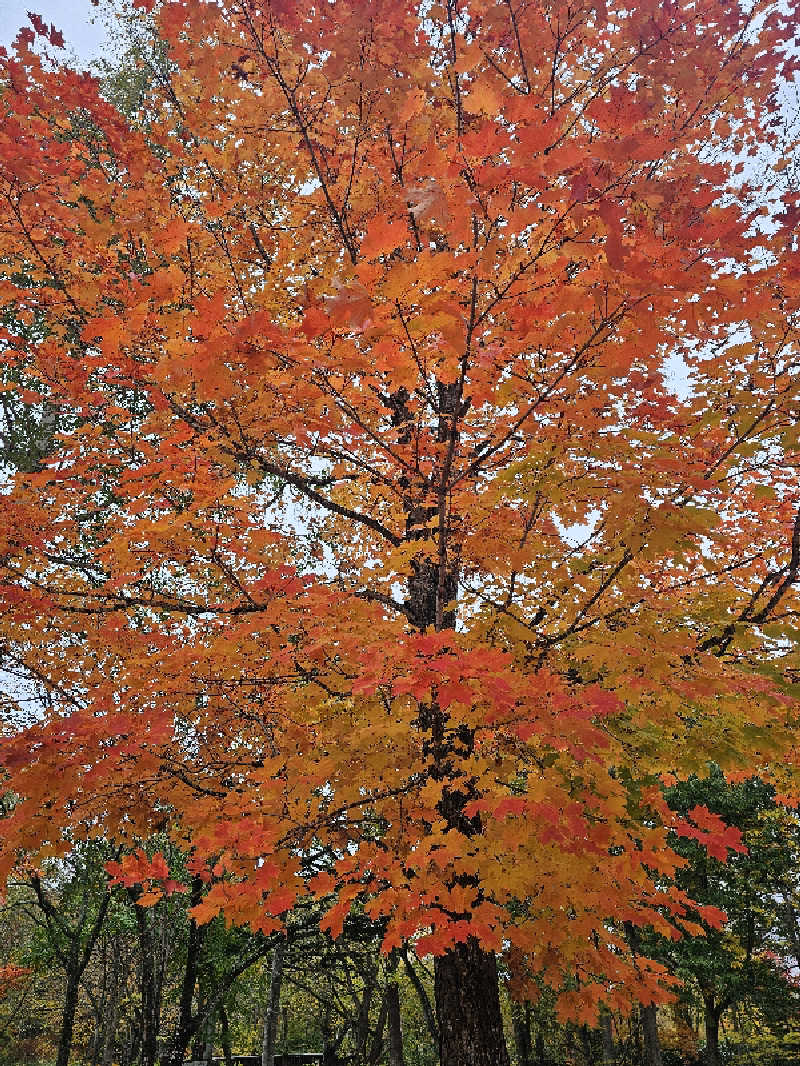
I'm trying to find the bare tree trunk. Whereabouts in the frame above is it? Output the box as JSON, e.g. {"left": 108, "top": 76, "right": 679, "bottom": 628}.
{"left": 600, "top": 1009, "right": 615, "bottom": 1065}
{"left": 512, "top": 1003, "right": 533, "bottom": 1066}
{"left": 220, "top": 1004, "right": 233, "bottom": 1066}
{"left": 625, "top": 925, "right": 661, "bottom": 1066}
{"left": 135, "top": 903, "right": 161, "bottom": 1066}
{"left": 386, "top": 981, "right": 404, "bottom": 1066}
{"left": 640, "top": 1004, "right": 663, "bottom": 1066}
{"left": 261, "top": 939, "right": 285, "bottom": 1066}
{"left": 101, "top": 944, "right": 123, "bottom": 1066}
{"left": 87, "top": 940, "right": 107, "bottom": 1066}
{"left": 321, "top": 976, "right": 335, "bottom": 1066}
{"left": 353, "top": 959, "right": 377, "bottom": 1064}
{"left": 204, "top": 1005, "right": 215, "bottom": 1066}
{"left": 190, "top": 1010, "right": 205, "bottom": 1063}
{"left": 125, "top": 1014, "right": 142, "bottom": 1066}
{"left": 368, "top": 992, "right": 389, "bottom": 1065}
{"left": 434, "top": 940, "right": 510, "bottom": 1066}
{"left": 535, "top": 1031, "right": 546, "bottom": 1066}
{"left": 56, "top": 968, "right": 82, "bottom": 1066}
{"left": 703, "top": 995, "right": 722, "bottom": 1066}
{"left": 400, "top": 948, "right": 438, "bottom": 1045}
{"left": 161, "top": 881, "right": 206, "bottom": 1066}
{"left": 778, "top": 883, "right": 800, "bottom": 968}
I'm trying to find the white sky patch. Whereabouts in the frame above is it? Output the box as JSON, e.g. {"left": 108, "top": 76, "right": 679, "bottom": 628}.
{"left": 0, "top": 0, "right": 115, "bottom": 63}
{"left": 554, "top": 508, "right": 603, "bottom": 549}
{"left": 662, "top": 349, "right": 694, "bottom": 401}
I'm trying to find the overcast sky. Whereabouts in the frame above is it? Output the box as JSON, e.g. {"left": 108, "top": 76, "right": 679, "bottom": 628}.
{"left": 0, "top": 0, "right": 115, "bottom": 63}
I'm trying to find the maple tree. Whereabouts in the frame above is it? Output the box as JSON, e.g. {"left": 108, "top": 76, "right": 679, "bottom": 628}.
{"left": 2, "top": 0, "right": 800, "bottom": 1062}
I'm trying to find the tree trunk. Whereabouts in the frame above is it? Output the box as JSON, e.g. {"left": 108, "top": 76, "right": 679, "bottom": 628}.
{"left": 640, "top": 1004, "right": 662, "bottom": 1066}
{"left": 600, "top": 1009, "right": 615, "bottom": 1065}
{"left": 123, "top": 1018, "right": 138, "bottom": 1066}
{"left": 778, "top": 883, "right": 800, "bottom": 969}
{"left": 161, "top": 881, "right": 206, "bottom": 1066}
{"left": 626, "top": 923, "right": 661, "bottom": 1066}
{"left": 321, "top": 983, "right": 336, "bottom": 1066}
{"left": 401, "top": 383, "right": 510, "bottom": 1066}
{"left": 386, "top": 981, "right": 404, "bottom": 1066}
{"left": 56, "top": 968, "right": 82, "bottom": 1066}
{"left": 354, "top": 959, "right": 377, "bottom": 1064}
{"left": 261, "top": 939, "right": 285, "bottom": 1066}
{"left": 190, "top": 1016, "right": 205, "bottom": 1063}
{"left": 101, "top": 946, "right": 123, "bottom": 1066}
{"left": 204, "top": 1010, "right": 215, "bottom": 1066}
{"left": 136, "top": 905, "right": 160, "bottom": 1066}
{"left": 220, "top": 1004, "right": 233, "bottom": 1066}
{"left": 434, "top": 939, "right": 510, "bottom": 1066}
{"left": 400, "top": 948, "right": 438, "bottom": 1044}
{"left": 512, "top": 1003, "right": 533, "bottom": 1066}
{"left": 703, "top": 996, "right": 722, "bottom": 1066}
{"left": 579, "top": 1025, "right": 594, "bottom": 1065}
{"left": 535, "top": 1031, "right": 546, "bottom": 1066}
{"left": 368, "top": 991, "right": 389, "bottom": 1066}
{"left": 87, "top": 941, "right": 107, "bottom": 1066}
{"left": 321, "top": 1040, "right": 339, "bottom": 1066}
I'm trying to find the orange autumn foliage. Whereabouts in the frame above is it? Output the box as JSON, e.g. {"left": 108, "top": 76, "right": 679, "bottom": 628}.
{"left": 1, "top": 0, "right": 800, "bottom": 1033}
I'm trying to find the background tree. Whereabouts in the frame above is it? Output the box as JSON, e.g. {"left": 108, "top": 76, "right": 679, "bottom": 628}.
{"left": 660, "top": 772, "right": 800, "bottom": 1066}
{"left": 0, "top": 845, "right": 117, "bottom": 1066}
{"left": 26, "top": 848, "right": 115, "bottom": 1066}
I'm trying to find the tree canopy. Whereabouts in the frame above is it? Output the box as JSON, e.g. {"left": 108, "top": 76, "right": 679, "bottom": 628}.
{"left": 2, "top": 1, "right": 800, "bottom": 1062}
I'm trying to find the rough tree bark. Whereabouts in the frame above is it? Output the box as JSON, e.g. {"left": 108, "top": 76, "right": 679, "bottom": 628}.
{"left": 86, "top": 934, "right": 125, "bottom": 1066}
{"left": 203, "top": 1008, "right": 215, "bottom": 1066}
{"left": 624, "top": 925, "right": 662, "bottom": 1066}
{"left": 778, "top": 882, "right": 800, "bottom": 969}
{"left": 434, "top": 941, "right": 509, "bottom": 1066}
{"left": 353, "top": 954, "right": 378, "bottom": 1065}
